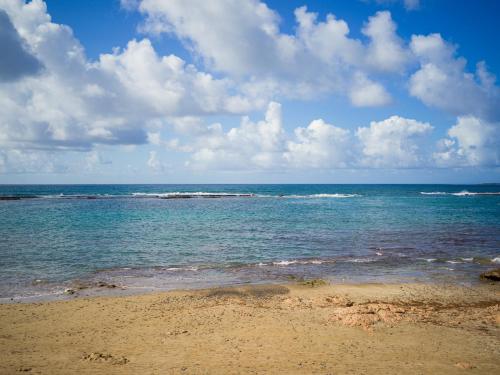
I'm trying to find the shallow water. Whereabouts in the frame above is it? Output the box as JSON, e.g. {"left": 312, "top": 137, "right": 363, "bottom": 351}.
{"left": 0, "top": 184, "right": 499, "bottom": 300}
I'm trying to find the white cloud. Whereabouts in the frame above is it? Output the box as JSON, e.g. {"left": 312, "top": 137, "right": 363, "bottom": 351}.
{"left": 349, "top": 72, "right": 392, "bottom": 107}
{"left": 147, "top": 150, "right": 166, "bottom": 172}
{"left": 188, "top": 102, "right": 285, "bottom": 170}
{"left": 294, "top": 6, "right": 363, "bottom": 68}
{"left": 284, "top": 119, "right": 351, "bottom": 168}
{"left": 2, "top": 0, "right": 499, "bottom": 177}
{"left": 434, "top": 116, "right": 499, "bottom": 167}
{"left": 0, "top": 0, "right": 259, "bottom": 157}
{"left": 409, "top": 33, "right": 500, "bottom": 120}
{"left": 362, "top": 11, "right": 410, "bottom": 73}
{"left": 0, "top": 9, "right": 42, "bottom": 81}
{"left": 138, "top": 0, "right": 282, "bottom": 77}
{"left": 0, "top": 149, "right": 69, "bottom": 174}
{"left": 134, "top": 0, "right": 405, "bottom": 106}
{"left": 184, "top": 105, "right": 439, "bottom": 171}
{"left": 356, "top": 116, "right": 433, "bottom": 167}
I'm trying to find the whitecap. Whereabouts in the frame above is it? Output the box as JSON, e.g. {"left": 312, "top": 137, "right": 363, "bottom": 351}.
{"left": 451, "top": 191, "right": 500, "bottom": 196}
{"left": 284, "top": 193, "right": 360, "bottom": 199}
{"left": 165, "top": 266, "right": 198, "bottom": 271}
{"left": 417, "top": 258, "right": 436, "bottom": 263}
{"left": 309, "top": 260, "right": 324, "bottom": 264}
{"left": 273, "top": 260, "right": 298, "bottom": 266}
{"left": 345, "top": 258, "right": 377, "bottom": 263}
{"left": 131, "top": 192, "right": 254, "bottom": 198}
{"left": 420, "top": 191, "right": 500, "bottom": 196}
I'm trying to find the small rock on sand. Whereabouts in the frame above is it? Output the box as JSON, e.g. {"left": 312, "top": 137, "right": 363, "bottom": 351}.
{"left": 455, "top": 362, "right": 475, "bottom": 370}
{"left": 480, "top": 268, "right": 500, "bottom": 281}
{"left": 82, "top": 352, "right": 129, "bottom": 365}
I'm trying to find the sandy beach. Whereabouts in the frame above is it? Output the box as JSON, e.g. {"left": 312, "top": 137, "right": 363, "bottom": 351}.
{"left": 0, "top": 282, "right": 499, "bottom": 374}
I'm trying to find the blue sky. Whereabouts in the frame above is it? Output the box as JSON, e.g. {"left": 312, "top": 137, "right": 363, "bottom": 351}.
{"left": 0, "top": 0, "right": 499, "bottom": 183}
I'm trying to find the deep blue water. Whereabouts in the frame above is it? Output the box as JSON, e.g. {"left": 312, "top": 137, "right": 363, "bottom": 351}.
{"left": 0, "top": 184, "right": 499, "bottom": 300}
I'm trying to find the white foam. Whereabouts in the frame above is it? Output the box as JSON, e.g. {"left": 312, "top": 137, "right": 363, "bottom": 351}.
{"left": 452, "top": 191, "right": 474, "bottom": 196}
{"left": 310, "top": 260, "right": 323, "bottom": 264}
{"left": 345, "top": 258, "right": 376, "bottom": 263}
{"left": 452, "top": 190, "right": 500, "bottom": 196}
{"left": 492, "top": 257, "right": 500, "bottom": 264}
{"left": 271, "top": 259, "right": 330, "bottom": 266}
{"left": 284, "top": 194, "right": 360, "bottom": 199}
{"left": 132, "top": 192, "right": 254, "bottom": 198}
{"left": 165, "top": 266, "right": 198, "bottom": 271}
{"left": 417, "top": 258, "right": 436, "bottom": 262}
{"left": 420, "top": 191, "right": 500, "bottom": 196}
{"left": 273, "top": 260, "right": 298, "bottom": 266}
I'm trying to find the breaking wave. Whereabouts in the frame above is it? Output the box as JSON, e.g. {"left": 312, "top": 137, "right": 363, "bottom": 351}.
{"left": 283, "top": 193, "right": 361, "bottom": 199}
{"left": 420, "top": 190, "right": 500, "bottom": 196}
{"left": 1, "top": 192, "right": 362, "bottom": 200}
{"left": 131, "top": 192, "right": 255, "bottom": 199}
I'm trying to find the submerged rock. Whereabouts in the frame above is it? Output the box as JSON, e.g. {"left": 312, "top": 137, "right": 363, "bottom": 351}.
{"left": 480, "top": 268, "right": 500, "bottom": 281}
{"left": 300, "top": 279, "right": 328, "bottom": 288}
{"left": 473, "top": 257, "right": 492, "bottom": 265}
{"left": 96, "top": 281, "right": 118, "bottom": 289}
{"left": 81, "top": 352, "right": 128, "bottom": 365}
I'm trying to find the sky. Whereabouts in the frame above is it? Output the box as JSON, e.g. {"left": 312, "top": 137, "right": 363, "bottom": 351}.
{"left": 0, "top": 0, "right": 499, "bottom": 184}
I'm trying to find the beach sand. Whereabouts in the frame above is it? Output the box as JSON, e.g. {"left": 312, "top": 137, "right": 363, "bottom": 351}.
{"left": 0, "top": 282, "right": 499, "bottom": 374}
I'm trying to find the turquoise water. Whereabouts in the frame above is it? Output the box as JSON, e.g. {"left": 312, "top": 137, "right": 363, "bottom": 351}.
{"left": 1, "top": 184, "right": 499, "bottom": 300}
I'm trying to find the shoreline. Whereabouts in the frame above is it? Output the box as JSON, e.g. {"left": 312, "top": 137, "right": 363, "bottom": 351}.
{"left": 2, "top": 256, "right": 499, "bottom": 304}
{"left": 2, "top": 272, "right": 496, "bottom": 304}
{"left": 1, "top": 281, "right": 498, "bottom": 374}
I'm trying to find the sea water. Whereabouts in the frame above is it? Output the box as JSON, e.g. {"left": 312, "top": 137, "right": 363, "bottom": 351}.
{"left": 0, "top": 184, "right": 499, "bottom": 301}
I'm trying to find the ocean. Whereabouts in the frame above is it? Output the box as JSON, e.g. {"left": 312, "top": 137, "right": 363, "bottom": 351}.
{"left": 1, "top": 184, "right": 499, "bottom": 301}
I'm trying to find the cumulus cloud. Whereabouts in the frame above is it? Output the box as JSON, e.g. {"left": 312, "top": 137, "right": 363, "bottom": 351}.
{"left": 362, "top": 11, "right": 410, "bottom": 73}
{"left": 133, "top": 0, "right": 496, "bottom": 120}
{"left": 0, "top": 9, "right": 42, "bottom": 81}
{"left": 434, "top": 116, "right": 500, "bottom": 167}
{"left": 356, "top": 116, "right": 433, "bottom": 167}
{"left": 2, "top": 0, "right": 499, "bottom": 176}
{"left": 409, "top": 33, "right": 500, "bottom": 120}
{"left": 284, "top": 119, "right": 351, "bottom": 168}
{"left": 183, "top": 105, "right": 439, "bottom": 170}
{"left": 188, "top": 102, "right": 285, "bottom": 170}
{"left": 0, "top": 0, "right": 258, "bottom": 157}
{"left": 133, "top": 0, "right": 407, "bottom": 105}
{"left": 293, "top": 6, "right": 363, "bottom": 68}
{"left": 349, "top": 72, "right": 392, "bottom": 107}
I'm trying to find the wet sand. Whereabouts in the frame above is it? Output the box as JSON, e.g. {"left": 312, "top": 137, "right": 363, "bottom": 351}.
{"left": 0, "top": 282, "right": 499, "bottom": 374}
